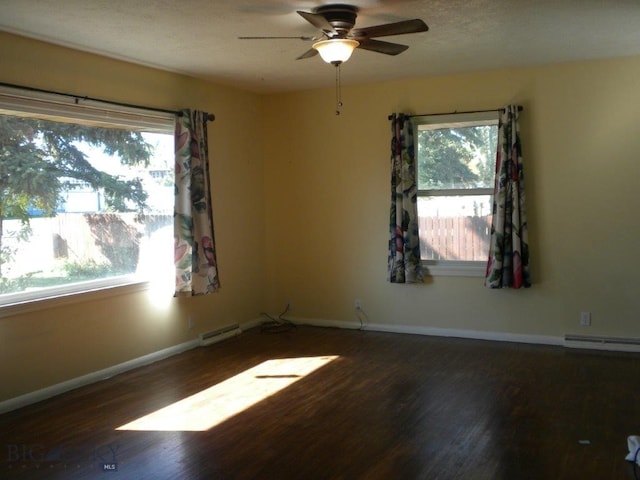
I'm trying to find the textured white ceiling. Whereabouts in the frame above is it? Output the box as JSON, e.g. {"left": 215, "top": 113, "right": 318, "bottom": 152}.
{"left": 2, "top": 0, "right": 640, "bottom": 93}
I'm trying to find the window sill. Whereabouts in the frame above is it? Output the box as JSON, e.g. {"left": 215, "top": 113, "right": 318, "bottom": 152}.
{"left": 0, "top": 278, "right": 151, "bottom": 319}
{"left": 422, "top": 262, "right": 486, "bottom": 278}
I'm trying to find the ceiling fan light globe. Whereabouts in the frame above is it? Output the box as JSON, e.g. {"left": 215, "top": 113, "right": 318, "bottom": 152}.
{"left": 312, "top": 39, "right": 359, "bottom": 64}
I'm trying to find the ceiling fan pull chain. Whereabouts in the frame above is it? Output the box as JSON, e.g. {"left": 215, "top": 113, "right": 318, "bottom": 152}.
{"left": 335, "top": 63, "right": 343, "bottom": 116}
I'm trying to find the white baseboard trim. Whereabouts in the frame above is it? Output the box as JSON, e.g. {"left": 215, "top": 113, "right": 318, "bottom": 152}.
{"left": 240, "top": 317, "right": 265, "bottom": 332}
{"left": 290, "top": 316, "right": 564, "bottom": 346}
{"left": 292, "top": 317, "right": 364, "bottom": 331}
{"left": 0, "top": 338, "right": 200, "bottom": 415}
{"left": 1, "top": 320, "right": 265, "bottom": 415}
{"left": 371, "top": 323, "right": 564, "bottom": 347}
{"left": 291, "top": 317, "right": 640, "bottom": 353}
{"left": 4, "top": 317, "right": 635, "bottom": 415}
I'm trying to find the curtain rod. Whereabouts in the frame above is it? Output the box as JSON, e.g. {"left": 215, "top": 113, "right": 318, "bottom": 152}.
{"left": 387, "top": 105, "right": 523, "bottom": 120}
{"left": 0, "top": 81, "right": 215, "bottom": 122}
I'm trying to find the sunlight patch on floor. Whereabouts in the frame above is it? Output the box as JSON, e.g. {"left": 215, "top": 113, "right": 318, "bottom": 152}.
{"left": 116, "top": 355, "right": 338, "bottom": 432}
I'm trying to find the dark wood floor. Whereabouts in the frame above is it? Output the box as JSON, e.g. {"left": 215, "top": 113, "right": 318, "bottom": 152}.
{"left": 1, "top": 325, "right": 639, "bottom": 479}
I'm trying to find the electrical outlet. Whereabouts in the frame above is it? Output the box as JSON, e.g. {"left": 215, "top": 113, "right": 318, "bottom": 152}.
{"left": 287, "top": 300, "right": 293, "bottom": 312}
{"left": 188, "top": 315, "right": 194, "bottom": 330}
{"left": 354, "top": 299, "right": 362, "bottom": 310}
{"left": 580, "top": 311, "right": 591, "bottom": 327}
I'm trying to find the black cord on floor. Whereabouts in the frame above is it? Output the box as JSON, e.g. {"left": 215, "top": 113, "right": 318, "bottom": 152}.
{"left": 355, "top": 306, "right": 368, "bottom": 330}
{"left": 260, "top": 304, "right": 296, "bottom": 334}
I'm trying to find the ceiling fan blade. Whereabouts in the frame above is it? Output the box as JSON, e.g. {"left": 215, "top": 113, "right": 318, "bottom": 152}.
{"left": 351, "top": 19, "right": 428, "bottom": 39}
{"left": 238, "top": 36, "right": 315, "bottom": 41}
{"left": 357, "top": 39, "right": 409, "bottom": 56}
{"left": 296, "top": 48, "right": 319, "bottom": 60}
{"left": 297, "top": 10, "right": 337, "bottom": 34}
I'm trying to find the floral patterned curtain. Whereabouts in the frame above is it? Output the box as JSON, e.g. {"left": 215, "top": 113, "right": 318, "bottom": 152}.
{"left": 388, "top": 113, "right": 424, "bottom": 283}
{"left": 174, "top": 110, "right": 220, "bottom": 296}
{"left": 485, "top": 105, "right": 530, "bottom": 288}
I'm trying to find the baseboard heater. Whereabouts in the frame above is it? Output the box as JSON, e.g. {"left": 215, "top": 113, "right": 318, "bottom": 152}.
{"left": 200, "top": 324, "right": 241, "bottom": 347}
{"left": 564, "top": 334, "right": 640, "bottom": 353}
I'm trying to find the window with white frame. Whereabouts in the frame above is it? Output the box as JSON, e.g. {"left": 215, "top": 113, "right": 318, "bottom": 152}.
{"left": 414, "top": 111, "right": 498, "bottom": 276}
{"left": 0, "top": 86, "right": 175, "bottom": 308}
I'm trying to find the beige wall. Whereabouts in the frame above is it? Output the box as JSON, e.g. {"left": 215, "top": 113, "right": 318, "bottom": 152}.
{"left": 262, "top": 56, "right": 640, "bottom": 340}
{"left": 2, "top": 30, "right": 640, "bottom": 403}
{"left": 0, "top": 33, "right": 266, "bottom": 401}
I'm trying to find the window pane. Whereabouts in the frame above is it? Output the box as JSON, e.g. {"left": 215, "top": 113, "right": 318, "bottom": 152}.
{"left": 417, "top": 125, "right": 497, "bottom": 190}
{"left": 0, "top": 113, "right": 173, "bottom": 302}
{"left": 417, "top": 196, "right": 492, "bottom": 262}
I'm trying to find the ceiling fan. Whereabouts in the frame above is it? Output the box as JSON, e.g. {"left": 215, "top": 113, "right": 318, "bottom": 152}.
{"left": 239, "top": 3, "right": 429, "bottom": 65}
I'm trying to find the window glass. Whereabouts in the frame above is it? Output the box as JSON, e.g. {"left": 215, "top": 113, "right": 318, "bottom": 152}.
{"left": 414, "top": 112, "right": 498, "bottom": 270}
{"left": 417, "top": 124, "right": 497, "bottom": 190}
{"left": 417, "top": 195, "right": 492, "bottom": 262}
{"left": 0, "top": 104, "right": 174, "bottom": 306}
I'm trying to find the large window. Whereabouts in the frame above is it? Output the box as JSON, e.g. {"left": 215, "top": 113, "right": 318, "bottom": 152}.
{"left": 0, "top": 86, "right": 174, "bottom": 308}
{"left": 414, "top": 111, "right": 498, "bottom": 276}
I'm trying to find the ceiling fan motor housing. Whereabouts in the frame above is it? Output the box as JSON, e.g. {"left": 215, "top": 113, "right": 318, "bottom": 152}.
{"left": 315, "top": 4, "right": 359, "bottom": 37}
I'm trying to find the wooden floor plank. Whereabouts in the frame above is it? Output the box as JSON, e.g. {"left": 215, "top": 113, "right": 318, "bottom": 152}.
{"left": 1, "top": 326, "right": 638, "bottom": 479}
